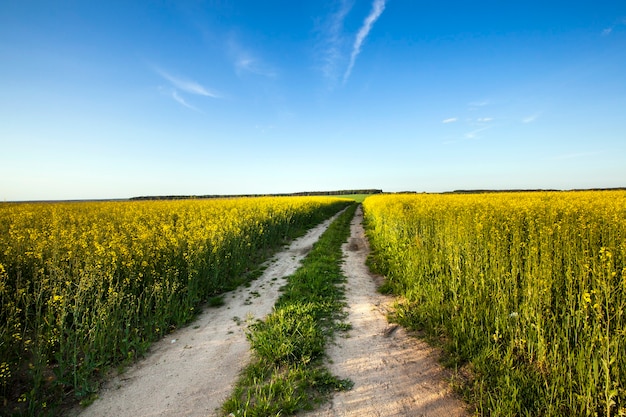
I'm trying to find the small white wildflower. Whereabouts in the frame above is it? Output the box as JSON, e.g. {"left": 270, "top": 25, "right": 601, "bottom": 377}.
{"left": 509, "top": 312, "right": 519, "bottom": 318}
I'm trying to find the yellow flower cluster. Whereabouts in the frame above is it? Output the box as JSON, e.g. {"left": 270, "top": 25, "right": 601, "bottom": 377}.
{"left": 364, "top": 190, "right": 626, "bottom": 416}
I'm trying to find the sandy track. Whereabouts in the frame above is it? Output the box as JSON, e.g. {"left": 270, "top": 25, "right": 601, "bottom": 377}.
{"left": 72, "top": 212, "right": 342, "bottom": 417}
{"left": 302, "top": 206, "right": 467, "bottom": 417}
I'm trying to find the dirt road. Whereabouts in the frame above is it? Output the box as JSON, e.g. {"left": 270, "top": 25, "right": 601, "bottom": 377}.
{"left": 73, "top": 206, "right": 467, "bottom": 416}
{"left": 303, "top": 206, "right": 468, "bottom": 416}
{"left": 73, "top": 212, "right": 341, "bottom": 417}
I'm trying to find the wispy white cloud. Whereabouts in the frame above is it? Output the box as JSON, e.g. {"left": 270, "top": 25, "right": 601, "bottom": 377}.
{"left": 465, "top": 126, "right": 491, "bottom": 139}
{"left": 601, "top": 17, "right": 626, "bottom": 36}
{"left": 442, "top": 125, "right": 492, "bottom": 144}
{"left": 442, "top": 117, "right": 458, "bottom": 124}
{"left": 153, "top": 66, "right": 219, "bottom": 111}
{"left": 523, "top": 114, "right": 539, "bottom": 123}
{"left": 171, "top": 90, "right": 201, "bottom": 112}
{"left": 343, "top": 0, "right": 386, "bottom": 84}
{"left": 317, "top": 0, "right": 353, "bottom": 81}
{"left": 476, "top": 117, "right": 493, "bottom": 122}
{"left": 468, "top": 100, "right": 489, "bottom": 110}
{"left": 235, "top": 55, "right": 277, "bottom": 78}
{"left": 228, "top": 36, "right": 277, "bottom": 78}
{"left": 155, "top": 68, "right": 220, "bottom": 98}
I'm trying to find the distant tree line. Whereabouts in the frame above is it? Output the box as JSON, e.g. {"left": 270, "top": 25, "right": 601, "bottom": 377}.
{"left": 445, "top": 187, "right": 626, "bottom": 194}
{"left": 130, "top": 189, "right": 383, "bottom": 201}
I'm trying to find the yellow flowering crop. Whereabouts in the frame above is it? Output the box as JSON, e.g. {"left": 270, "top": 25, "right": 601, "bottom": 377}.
{"left": 364, "top": 190, "right": 626, "bottom": 416}
{"left": 0, "top": 196, "right": 350, "bottom": 413}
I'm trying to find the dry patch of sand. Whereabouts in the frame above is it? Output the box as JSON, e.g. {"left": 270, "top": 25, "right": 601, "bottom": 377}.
{"left": 72, "top": 213, "right": 341, "bottom": 417}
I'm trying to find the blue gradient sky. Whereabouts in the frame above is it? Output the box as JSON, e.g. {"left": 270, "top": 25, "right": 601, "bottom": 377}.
{"left": 1, "top": 1, "right": 625, "bottom": 200}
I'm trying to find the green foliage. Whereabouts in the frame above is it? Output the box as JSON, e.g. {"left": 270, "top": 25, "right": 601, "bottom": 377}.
{"left": 336, "top": 194, "right": 370, "bottom": 203}
{"left": 207, "top": 295, "right": 225, "bottom": 308}
{"left": 249, "top": 304, "right": 324, "bottom": 366}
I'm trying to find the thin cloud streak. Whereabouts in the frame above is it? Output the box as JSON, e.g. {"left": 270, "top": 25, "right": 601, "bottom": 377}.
{"left": 442, "top": 117, "right": 458, "bottom": 123}
{"left": 171, "top": 90, "right": 202, "bottom": 112}
{"left": 155, "top": 68, "right": 220, "bottom": 98}
{"left": 602, "top": 18, "right": 626, "bottom": 36}
{"left": 523, "top": 114, "right": 539, "bottom": 123}
{"left": 318, "top": 0, "right": 353, "bottom": 81}
{"left": 468, "top": 100, "right": 489, "bottom": 110}
{"left": 235, "top": 56, "right": 277, "bottom": 78}
{"left": 465, "top": 126, "right": 492, "bottom": 139}
{"left": 343, "top": 0, "right": 386, "bottom": 84}
{"left": 228, "top": 36, "right": 277, "bottom": 78}
{"left": 443, "top": 125, "right": 493, "bottom": 144}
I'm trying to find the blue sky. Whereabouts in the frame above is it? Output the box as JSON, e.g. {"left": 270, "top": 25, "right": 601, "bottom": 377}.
{"left": 1, "top": 1, "right": 625, "bottom": 200}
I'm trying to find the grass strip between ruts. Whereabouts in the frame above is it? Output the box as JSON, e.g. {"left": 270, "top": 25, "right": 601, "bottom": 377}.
{"left": 222, "top": 204, "right": 357, "bottom": 417}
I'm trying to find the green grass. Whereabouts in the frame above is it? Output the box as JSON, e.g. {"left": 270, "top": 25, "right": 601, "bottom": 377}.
{"left": 207, "top": 295, "right": 225, "bottom": 308}
{"left": 336, "top": 194, "right": 370, "bottom": 203}
{"left": 222, "top": 204, "right": 357, "bottom": 416}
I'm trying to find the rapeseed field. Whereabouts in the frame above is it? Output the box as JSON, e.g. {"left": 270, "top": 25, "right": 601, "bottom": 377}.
{"left": 0, "top": 196, "right": 349, "bottom": 415}
{"left": 364, "top": 191, "right": 625, "bottom": 416}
